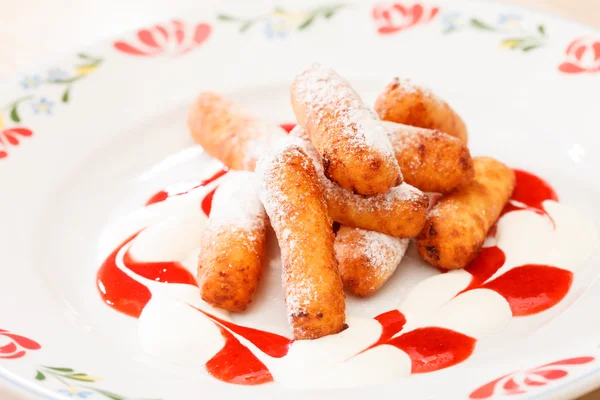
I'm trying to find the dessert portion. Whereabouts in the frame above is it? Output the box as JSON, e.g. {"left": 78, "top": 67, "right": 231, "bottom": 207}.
{"left": 186, "top": 64, "right": 516, "bottom": 338}
{"left": 291, "top": 64, "right": 401, "bottom": 196}
{"left": 95, "top": 63, "right": 599, "bottom": 388}
{"left": 417, "top": 157, "right": 516, "bottom": 269}
{"left": 334, "top": 226, "right": 410, "bottom": 297}
{"left": 257, "top": 139, "right": 346, "bottom": 339}
{"left": 292, "top": 130, "right": 430, "bottom": 238}
{"left": 188, "top": 92, "right": 288, "bottom": 170}
{"left": 382, "top": 121, "right": 474, "bottom": 193}
{"left": 375, "top": 77, "right": 468, "bottom": 144}
{"left": 198, "top": 171, "right": 267, "bottom": 311}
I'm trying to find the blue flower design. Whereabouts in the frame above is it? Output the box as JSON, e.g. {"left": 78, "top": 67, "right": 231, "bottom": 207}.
{"left": 31, "top": 98, "right": 54, "bottom": 115}
{"left": 47, "top": 68, "right": 69, "bottom": 83}
{"left": 264, "top": 17, "right": 288, "bottom": 39}
{"left": 497, "top": 13, "right": 522, "bottom": 27}
{"left": 57, "top": 389, "right": 94, "bottom": 398}
{"left": 20, "top": 75, "right": 42, "bottom": 89}
{"left": 442, "top": 11, "right": 461, "bottom": 32}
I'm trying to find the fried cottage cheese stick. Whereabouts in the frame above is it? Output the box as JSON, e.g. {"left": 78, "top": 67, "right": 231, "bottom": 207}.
{"left": 188, "top": 90, "right": 471, "bottom": 193}
{"left": 291, "top": 63, "right": 402, "bottom": 196}
{"left": 383, "top": 121, "right": 474, "bottom": 193}
{"left": 291, "top": 126, "right": 429, "bottom": 238}
{"left": 187, "top": 94, "right": 428, "bottom": 237}
{"left": 197, "top": 171, "right": 268, "bottom": 312}
{"left": 257, "top": 139, "right": 346, "bottom": 339}
{"left": 335, "top": 226, "right": 410, "bottom": 297}
{"left": 375, "top": 78, "right": 469, "bottom": 144}
{"left": 188, "top": 92, "right": 287, "bottom": 170}
{"left": 416, "top": 157, "right": 516, "bottom": 270}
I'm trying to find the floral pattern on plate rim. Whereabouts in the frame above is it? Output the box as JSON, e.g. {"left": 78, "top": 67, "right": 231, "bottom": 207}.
{"left": 34, "top": 365, "right": 160, "bottom": 400}
{"left": 0, "top": 53, "right": 103, "bottom": 160}
{"left": 1, "top": 2, "right": 600, "bottom": 398}
{"left": 0, "top": 329, "right": 41, "bottom": 359}
{"left": 372, "top": 2, "right": 440, "bottom": 34}
{"left": 1, "top": 3, "right": 597, "bottom": 162}
{"left": 469, "top": 357, "right": 596, "bottom": 399}
{"left": 3, "top": 326, "right": 596, "bottom": 399}
{"left": 0, "top": 329, "right": 157, "bottom": 399}
{"left": 373, "top": 2, "right": 547, "bottom": 52}
{"left": 216, "top": 4, "right": 346, "bottom": 38}
{"left": 558, "top": 37, "right": 600, "bottom": 74}
{"left": 113, "top": 19, "right": 211, "bottom": 57}
{"left": 440, "top": 11, "right": 548, "bottom": 52}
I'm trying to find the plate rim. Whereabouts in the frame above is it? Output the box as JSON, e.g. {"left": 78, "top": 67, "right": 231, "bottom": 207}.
{"left": 1, "top": 0, "right": 600, "bottom": 399}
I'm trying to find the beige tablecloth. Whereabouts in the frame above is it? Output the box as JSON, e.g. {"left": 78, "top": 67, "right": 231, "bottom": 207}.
{"left": 0, "top": 0, "right": 598, "bottom": 399}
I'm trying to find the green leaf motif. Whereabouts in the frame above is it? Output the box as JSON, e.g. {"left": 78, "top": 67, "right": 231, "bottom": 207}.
{"left": 470, "top": 18, "right": 495, "bottom": 31}
{"left": 298, "top": 14, "right": 316, "bottom": 30}
{"left": 522, "top": 44, "right": 541, "bottom": 52}
{"left": 66, "top": 373, "right": 101, "bottom": 382}
{"left": 240, "top": 20, "right": 254, "bottom": 32}
{"left": 537, "top": 24, "right": 546, "bottom": 36}
{"left": 42, "top": 366, "right": 75, "bottom": 373}
{"left": 77, "top": 53, "right": 92, "bottom": 59}
{"left": 9, "top": 105, "right": 20, "bottom": 123}
{"left": 35, "top": 371, "right": 46, "bottom": 381}
{"left": 217, "top": 14, "right": 237, "bottom": 21}
{"left": 79, "top": 59, "right": 103, "bottom": 69}
{"left": 62, "top": 87, "right": 70, "bottom": 103}
{"left": 323, "top": 9, "right": 335, "bottom": 19}
{"left": 46, "top": 76, "right": 82, "bottom": 85}
{"left": 88, "top": 387, "right": 126, "bottom": 400}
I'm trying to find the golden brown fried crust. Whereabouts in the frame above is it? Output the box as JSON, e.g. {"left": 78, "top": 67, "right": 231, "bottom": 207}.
{"left": 325, "top": 187, "right": 429, "bottom": 238}
{"left": 188, "top": 92, "right": 286, "bottom": 170}
{"left": 384, "top": 122, "right": 474, "bottom": 193}
{"left": 375, "top": 78, "right": 469, "bottom": 144}
{"left": 198, "top": 227, "right": 267, "bottom": 312}
{"left": 296, "top": 137, "right": 430, "bottom": 238}
{"left": 416, "top": 157, "right": 516, "bottom": 269}
{"left": 259, "top": 145, "right": 345, "bottom": 339}
{"left": 291, "top": 67, "right": 401, "bottom": 196}
{"left": 335, "top": 226, "right": 407, "bottom": 297}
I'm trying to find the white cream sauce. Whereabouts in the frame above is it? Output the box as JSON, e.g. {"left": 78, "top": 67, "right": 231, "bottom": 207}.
{"left": 100, "top": 171, "right": 598, "bottom": 389}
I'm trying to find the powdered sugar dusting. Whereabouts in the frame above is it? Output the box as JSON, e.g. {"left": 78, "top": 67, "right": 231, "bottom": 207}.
{"left": 207, "top": 171, "right": 266, "bottom": 233}
{"left": 294, "top": 63, "right": 395, "bottom": 156}
{"left": 343, "top": 228, "right": 410, "bottom": 284}
{"left": 255, "top": 136, "right": 308, "bottom": 180}
{"left": 389, "top": 77, "right": 438, "bottom": 102}
{"left": 256, "top": 136, "right": 317, "bottom": 276}
{"left": 329, "top": 180, "right": 423, "bottom": 213}
{"left": 382, "top": 121, "right": 422, "bottom": 161}
{"left": 242, "top": 122, "right": 288, "bottom": 170}
{"left": 256, "top": 139, "right": 335, "bottom": 325}
{"left": 290, "top": 124, "right": 310, "bottom": 141}
{"left": 291, "top": 130, "right": 424, "bottom": 213}
{"left": 382, "top": 120, "right": 429, "bottom": 138}
{"left": 358, "top": 231, "right": 409, "bottom": 279}
{"left": 285, "top": 272, "right": 320, "bottom": 325}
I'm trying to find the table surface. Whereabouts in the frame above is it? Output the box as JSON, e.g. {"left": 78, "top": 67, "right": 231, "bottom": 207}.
{"left": 1, "top": 0, "right": 599, "bottom": 399}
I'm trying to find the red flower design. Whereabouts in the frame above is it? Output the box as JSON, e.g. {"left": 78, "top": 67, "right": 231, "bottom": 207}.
{"left": 0, "top": 127, "right": 33, "bottom": 159}
{"left": 0, "top": 329, "right": 41, "bottom": 359}
{"left": 373, "top": 2, "right": 439, "bottom": 35}
{"left": 558, "top": 37, "right": 600, "bottom": 74}
{"left": 469, "top": 356, "right": 595, "bottom": 399}
{"left": 114, "top": 19, "right": 211, "bottom": 57}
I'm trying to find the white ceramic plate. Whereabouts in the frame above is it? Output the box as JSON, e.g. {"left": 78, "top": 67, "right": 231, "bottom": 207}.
{"left": 1, "top": 0, "right": 600, "bottom": 399}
